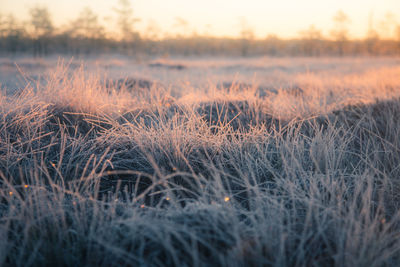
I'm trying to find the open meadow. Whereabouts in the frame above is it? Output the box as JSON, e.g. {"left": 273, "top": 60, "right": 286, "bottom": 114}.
{"left": 1, "top": 56, "right": 400, "bottom": 266}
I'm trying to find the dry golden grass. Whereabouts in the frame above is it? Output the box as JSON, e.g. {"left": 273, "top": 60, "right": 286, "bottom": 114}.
{"left": 1, "top": 57, "right": 400, "bottom": 266}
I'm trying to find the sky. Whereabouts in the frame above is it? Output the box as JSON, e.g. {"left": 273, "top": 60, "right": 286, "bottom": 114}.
{"left": 1, "top": 0, "right": 399, "bottom": 39}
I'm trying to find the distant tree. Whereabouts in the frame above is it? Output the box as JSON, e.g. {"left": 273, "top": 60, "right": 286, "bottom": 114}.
{"left": 378, "top": 12, "right": 396, "bottom": 39}
{"left": 203, "top": 24, "right": 213, "bottom": 37}
{"left": 330, "top": 10, "right": 350, "bottom": 56}
{"left": 264, "top": 34, "right": 281, "bottom": 56}
{"left": 113, "top": 0, "right": 141, "bottom": 53}
{"left": 143, "top": 19, "right": 161, "bottom": 54}
{"left": 68, "top": 7, "right": 105, "bottom": 54}
{"left": 114, "top": 0, "right": 140, "bottom": 41}
{"left": 144, "top": 19, "right": 161, "bottom": 40}
{"left": 0, "top": 14, "right": 6, "bottom": 38}
{"left": 396, "top": 25, "right": 400, "bottom": 54}
{"left": 29, "top": 6, "right": 54, "bottom": 56}
{"left": 173, "top": 17, "right": 190, "bottom": 38}
{"left": 0, "top": 14, "right": 25, "bottom": 54}
{"left": 238, "top": 17, "right": 254, "bottom": 57}
{"left": 365, "top": 13, "right": 379, "bottom": 55}
{"left": 70, "top": 7, "right": 104, "bottom": 39}
{"left": 299, "top": 24, "right": 322, "bottom": 56}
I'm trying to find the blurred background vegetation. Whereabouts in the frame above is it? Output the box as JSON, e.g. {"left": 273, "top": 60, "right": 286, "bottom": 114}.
{"left": 1, "top": 0, "right": 399, "bottom": 57}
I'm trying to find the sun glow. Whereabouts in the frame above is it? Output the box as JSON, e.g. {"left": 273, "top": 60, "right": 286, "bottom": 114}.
{"left": 1, "top": 0, "right": 400, "bottom": 39}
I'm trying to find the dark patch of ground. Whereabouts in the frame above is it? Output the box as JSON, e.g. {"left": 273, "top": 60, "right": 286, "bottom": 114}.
{"left": 149, "top": 62, "right": 187, "bottom": 70}
{"left": 105, "top": 78, "right": 155, "bottom": 91}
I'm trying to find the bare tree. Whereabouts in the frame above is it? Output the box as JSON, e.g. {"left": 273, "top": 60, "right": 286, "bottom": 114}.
{"left": 0, "top": 14, "right": 6, "bottom": 38}
{"left": 29, "top": 6, "right": 54, "bottom": 57}
{"left": 203, "top": 24, "right": 213, "bottom": 37}
{"left": 378, "top": 12, "right": 396, "bottom": 39}
{"left": 0, "top": 14, "right": 25, "bottom": 54}
{"left": 264, "top": 34, "right": 281, "bottom": 56}
{"left": 71, "top": 7, "right": 104, "bottom": 39}
{"left": 142, "top": 19, "right": 161, "bottom": 54}
{"left": 114, "top": 0, "right": 140, "bottom": 53}
{"left": 238, "top": 17, "right": 254, "bottom": 57}
{"left": 68, "top": 7, "right": 105, "bottom": 54}
{"left": 396, "top": 25, "right": 400, "bottom": 54}
{"left": 365, "top": 12, "right": 379, "bottom": 55}
{"left": 173, "top": 17, "right": 190, "bottom": 38}
{"left": 144, "top": 19, "right": 161, "bottom": 40}
{"left": 67, "top": 7, "right": 105, "bottom": 54}
{"left": 299, "top": 24, "right": 322, "bottom": 56}
{"left": 331, "top": 10, "right": 350, "bottom": 56}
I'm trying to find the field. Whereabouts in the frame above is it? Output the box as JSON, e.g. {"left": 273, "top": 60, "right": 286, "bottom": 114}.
{"left": 1, "top": 55, "right": 400, "bottom": 266}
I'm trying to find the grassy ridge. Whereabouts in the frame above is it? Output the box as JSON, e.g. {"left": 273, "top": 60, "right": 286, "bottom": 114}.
{"left": 1, "top": 62, "right": 400, "bottom": 266}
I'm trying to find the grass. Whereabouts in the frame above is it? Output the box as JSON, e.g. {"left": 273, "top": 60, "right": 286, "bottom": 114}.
{"left": 1, "top": 58, "right": 400, "bottom": 266}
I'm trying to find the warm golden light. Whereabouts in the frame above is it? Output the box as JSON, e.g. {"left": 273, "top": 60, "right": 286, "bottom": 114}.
{"left": 1, "top": 0, "right": 399, "bottom": 39}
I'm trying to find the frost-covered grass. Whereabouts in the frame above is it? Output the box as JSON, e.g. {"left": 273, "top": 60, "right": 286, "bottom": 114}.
{"left": 1, "top": 58, "right": 400, "bottom": 266}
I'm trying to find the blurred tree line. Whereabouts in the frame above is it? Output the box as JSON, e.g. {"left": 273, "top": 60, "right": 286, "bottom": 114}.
{"left": 0, "top": 3, "right": 399, "bottom": 57}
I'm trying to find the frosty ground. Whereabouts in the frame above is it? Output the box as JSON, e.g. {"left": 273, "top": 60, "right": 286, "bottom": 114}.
{"left": 1, "top": 56, "right": 400, "bottom": 266}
